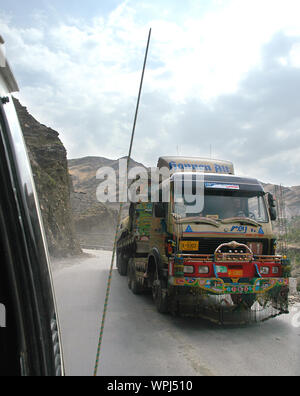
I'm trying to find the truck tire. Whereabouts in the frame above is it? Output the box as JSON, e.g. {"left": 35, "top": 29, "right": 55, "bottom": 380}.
{"left": 128, "top": 259, "right": 143, "bottom": 295}
{"left": 152, "top": 278, "right": 168, "bottom": 314}
{"left": 117, "top": 252, "right": 128, "bottom": 276}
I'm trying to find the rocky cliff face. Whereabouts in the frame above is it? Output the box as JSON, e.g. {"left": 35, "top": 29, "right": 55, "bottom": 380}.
{"left": 68, "top": 156, "right": 146, "bottom": 250}
{"left": 14, "top": 98, "right": 82, "bottom": 257}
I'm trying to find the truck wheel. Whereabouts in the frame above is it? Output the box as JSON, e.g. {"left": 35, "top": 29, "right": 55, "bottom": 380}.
{"left": 128, "top": 259, "right": 143, "bottom": 295}
{"left": 117, "top": 252, "right": 128, "bottom": 276}
{"left": 152, "top": 278, "right": 168, "bottom": 314}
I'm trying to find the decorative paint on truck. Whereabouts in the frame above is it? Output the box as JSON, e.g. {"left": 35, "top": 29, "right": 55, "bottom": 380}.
{"left": 157, "top": 156, "right": 235, "bottom": 175}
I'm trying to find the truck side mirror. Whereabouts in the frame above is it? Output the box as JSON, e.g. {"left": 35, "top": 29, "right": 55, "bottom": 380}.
{"left": 267, "top": 193, "right": 277, "bottom": 221}
{"left": 269, "top": 207, "right": 277, "bottom": 221}
{"left": 154, "top": 202, "right": 166, "bottom": 218}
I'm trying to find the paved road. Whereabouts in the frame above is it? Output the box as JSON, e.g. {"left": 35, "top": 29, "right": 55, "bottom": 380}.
{"left": 51, "top": 250, "right": 300, "bottom": 376}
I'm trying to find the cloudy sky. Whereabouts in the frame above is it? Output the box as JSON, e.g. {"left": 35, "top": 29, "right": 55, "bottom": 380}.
{"left": 1, "top": 0, "right": 300, "bottom": 186}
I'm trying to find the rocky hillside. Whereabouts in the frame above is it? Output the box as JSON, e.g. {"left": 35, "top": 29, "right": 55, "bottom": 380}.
{"left": 71, "top": 191, "right": 118, "bottom": 250}
{"left": 263, "top": 183, "right": 300, "bottom": 219}
{"left": 69, "top": 156, "right": 147, "bottom": 207}
{"left": 14, "top": 98, "right": 82, "bottom": 257}
{"left": 69, "top": 156, "right": 147, "bottom": 250}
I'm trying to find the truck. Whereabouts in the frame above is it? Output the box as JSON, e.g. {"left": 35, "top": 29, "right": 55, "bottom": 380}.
{"left": 116, "top": 156, "right": 290, "bottom": 324}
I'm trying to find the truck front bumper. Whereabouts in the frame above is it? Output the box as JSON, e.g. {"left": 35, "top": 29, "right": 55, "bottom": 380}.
{"left": 168, "top": 276, "right": 289, "bottom": 295}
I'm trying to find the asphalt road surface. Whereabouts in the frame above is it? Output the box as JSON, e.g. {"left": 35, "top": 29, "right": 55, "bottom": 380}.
{"left": 51, "top": 250, "right": 300, "bottom": 377}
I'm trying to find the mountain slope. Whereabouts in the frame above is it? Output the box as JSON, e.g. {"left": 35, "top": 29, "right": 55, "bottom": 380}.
{"left": 263, "top": 183, "right": 300, "bottom": 218}
{"left": 68, "top": 156, "right": 147, "bottom": 249}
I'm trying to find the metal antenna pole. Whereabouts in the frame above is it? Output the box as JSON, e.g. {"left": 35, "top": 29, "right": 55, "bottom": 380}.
{"left": 93, "top": 28, "right": 151, "bottom": 377}
{"left": 128, "top": 28, "right": 152, "bottom": 162}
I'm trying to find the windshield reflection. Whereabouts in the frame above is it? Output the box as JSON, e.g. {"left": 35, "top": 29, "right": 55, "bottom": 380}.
{"left": 174, "top": 190, "right": 268, "bottom": 223}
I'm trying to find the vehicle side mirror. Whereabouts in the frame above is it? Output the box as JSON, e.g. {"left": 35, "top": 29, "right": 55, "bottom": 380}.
{"left": 154, "top": 202, "right": 167, "bottom": 218}
{"left": 267, "top": 193, "right": 277, "bottom": 221}
{"left": 269, "top": 207, "right": 277, "bottom": 221}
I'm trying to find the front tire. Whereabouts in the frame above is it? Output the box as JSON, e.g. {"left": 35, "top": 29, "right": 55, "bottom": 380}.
{"left": 117, "top": 251, "right": 128, "bottom": 276}
{"left": 128, "top": 259, "right": 143, "bottom": 295}
{"left": 152, "top": 276, "right": 168, "bottom": 314}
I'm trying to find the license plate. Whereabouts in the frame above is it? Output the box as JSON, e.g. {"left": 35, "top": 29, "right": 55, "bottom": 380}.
{"left": 228, "top": 269, "right": 243, "bottom": 277}
{"left": 180, "top": 241, "right": 199, "bottom": 251}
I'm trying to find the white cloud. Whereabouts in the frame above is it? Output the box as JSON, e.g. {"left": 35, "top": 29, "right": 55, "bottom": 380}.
{"left": 1, "top": 0, "right": 300, "bottom": 185}
{"left": 290, "top": 43, "right": 300, "bottom": 67}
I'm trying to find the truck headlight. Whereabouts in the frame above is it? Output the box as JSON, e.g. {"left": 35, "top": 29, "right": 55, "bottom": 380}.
{"left": 198, "top": 266, "right": 209, "bottom": 274}
{"left": 260, "top": 266, "right": 270, "bottom": 275}
{"left": 183, "top": 265, "right": 194, "bottom": 274}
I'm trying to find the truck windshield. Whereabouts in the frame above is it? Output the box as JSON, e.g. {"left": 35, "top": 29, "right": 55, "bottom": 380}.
{"left": 174, "top": 189, "right": 268, "bottom": 223}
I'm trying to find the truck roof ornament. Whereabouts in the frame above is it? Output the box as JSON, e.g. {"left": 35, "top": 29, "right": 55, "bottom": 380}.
{"left": 157, "top": 156, "right": 234, "bottom": 175}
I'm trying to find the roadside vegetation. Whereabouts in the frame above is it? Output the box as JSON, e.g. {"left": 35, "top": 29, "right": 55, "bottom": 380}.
{"left": 286, "top": 217, "right": 300, "bottom": 244}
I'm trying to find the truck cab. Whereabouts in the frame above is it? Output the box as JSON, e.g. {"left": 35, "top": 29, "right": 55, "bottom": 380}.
{"left": 167, "top": 172, "right": 275, "bottom": 256}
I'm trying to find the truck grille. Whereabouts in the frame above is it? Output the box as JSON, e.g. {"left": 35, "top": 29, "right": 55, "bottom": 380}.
{"left": 181, "top": 237, "right": 269, "bottom": 255}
